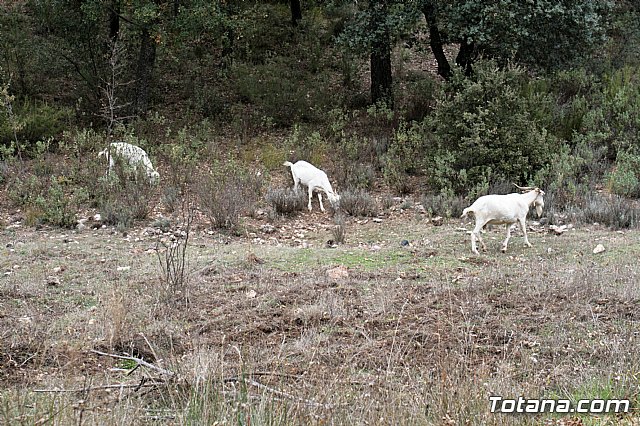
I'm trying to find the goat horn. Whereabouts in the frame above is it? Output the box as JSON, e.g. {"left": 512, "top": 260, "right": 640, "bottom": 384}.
{"left": 513, "top": 183, "right": 535, "bottom": 191}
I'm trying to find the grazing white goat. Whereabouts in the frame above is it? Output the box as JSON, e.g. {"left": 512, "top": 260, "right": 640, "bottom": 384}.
{"left": 461, "top": 184, "right": 545, "bottom": 255}
{"left": 98, "top": 142, "right": 160, "bottom": 184}
{"left": 283, "top": 160, "right": 340, "bottom": 212}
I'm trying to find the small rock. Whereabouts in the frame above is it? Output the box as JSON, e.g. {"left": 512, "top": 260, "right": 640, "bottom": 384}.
{"left": 93, "top": 214, "right": 102, "bottom": 221}
{"left": 46, "top": 276, "right": 60, "bottom": 286}
{"left": 400, "top": 240, "right": 409, "bottom": 247}
{"left": 247, "top": 253, "right": 265, "bottom": 264}
{"left": 431, "top": 216, "right": 444, "bottom": 226}
{"left": 326, "top": 266, "right": 349, "bottom": 282}
{"left": 326, "top": 240, "right": 338, "bottom": 248}
{"left": 593, "top": 244, "right": 606, "bottom": 254}
{"left": 372, "top": 218, "right": 383, "bottom": 223}
{"left": 549, "top": 225, "right": 568, "bottom": 235}
{"left": 246, "top": 289, "right": 257, "bottom": 299}
{"left": 117, "top": 266, "right": 131, "bottom": 272}
{"left": 261, "top": 224, "right": 276, "bottom": 234}
{"left": 370, "top": 244, "right": 381, "bottom": 252}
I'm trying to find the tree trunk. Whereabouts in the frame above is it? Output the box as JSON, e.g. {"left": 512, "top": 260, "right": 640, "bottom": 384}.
{"left": 135, "top": 27, "right": 156, "bottom": 115}
{"left": 108, "top": 1, "right": 120, "bottom": 42}
{"left": 370, "top": 0, "right": 393, "bottom": 107}
{"left": 173, "top": 0, "right": 180, "bottom": 18}
{"left": 290, "top": 0, "right": 302, "bottom": 26}
{"left": 371, "top": 43, "right": 392, "bottom": 106}
{"left": 422, "top": 1, "right": 452, "bottom": 80}
{"left": 456, "top": 38, "right": 476, "bottom": 76}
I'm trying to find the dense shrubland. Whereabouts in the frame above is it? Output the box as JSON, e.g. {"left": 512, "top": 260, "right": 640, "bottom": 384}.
{"left": 0, "top": 0, "right": 639, "bottom": 228}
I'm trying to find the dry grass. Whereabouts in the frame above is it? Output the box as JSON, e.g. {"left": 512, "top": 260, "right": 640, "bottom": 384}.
{"left": 1, "top": 216, "right": 640, "bottom": 425}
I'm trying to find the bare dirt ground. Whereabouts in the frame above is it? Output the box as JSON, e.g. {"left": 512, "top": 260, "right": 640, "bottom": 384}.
{"left": 1, "top": 200, "right": 640, "bottom": 425}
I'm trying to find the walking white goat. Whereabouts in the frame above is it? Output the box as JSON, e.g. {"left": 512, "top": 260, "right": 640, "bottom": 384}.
{"left": 283, "top": 160, "right": 340, "bottom": 212}
{"left": 98, "top": 142, "right": 160, "bottom": 184}
{"left": 461, "top": 184, "right": 545, "bottom": 255}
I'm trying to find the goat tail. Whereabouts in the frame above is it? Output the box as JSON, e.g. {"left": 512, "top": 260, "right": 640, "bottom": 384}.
{"left": 283, "top": 161, "right": 293, "bottom": 168}
{"left": 461, "top": 207, "right": 473, "bottom": 219}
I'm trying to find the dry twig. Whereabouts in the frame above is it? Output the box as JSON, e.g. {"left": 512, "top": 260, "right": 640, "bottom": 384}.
{"left": 33, "top": 380, "right": 164, "bottom": 393}
{"left": 90, "top": 349, "right": 175, "bottom": 377}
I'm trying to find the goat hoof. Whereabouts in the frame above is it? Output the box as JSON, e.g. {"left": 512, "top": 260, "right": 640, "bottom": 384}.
{"left": 501, "top": 247, "right": 507, "bottom": 253}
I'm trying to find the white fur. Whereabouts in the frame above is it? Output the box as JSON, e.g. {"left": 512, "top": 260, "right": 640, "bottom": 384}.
{"left": 98, "top": 142, "right": 160, "bottom": 184}
{"left": 283, "top": 160, "right": 340, "bottom": 212}
{"left": 461, "top": 187, "right": 545, "bottom": 254}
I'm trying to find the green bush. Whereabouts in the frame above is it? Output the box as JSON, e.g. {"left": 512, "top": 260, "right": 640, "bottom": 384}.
{"left": 34, "top": 177, "right": 83, "bottom": 228}
{"left": 400, "top": 71, "right": 439, "bottom": 122}
{"left": 382, "top": 121, "right": 424, "bottom": 194}
{"left": 98, "top": 166, "right": 155, "bottom": 229}
{"left": 607, "top": 151, "right": 640, "bottom": 197}
{"left": 10, "top": 174, "right": 83, "bottom": 229}
{"left": 0, "top": 99, "right": 72, "bottom": 152}
{"left": 569, "top": 67, "right": 640, "bottom": 159}
{"left": 285, "top": 126, "right": 328, "bottom": 166}
{"left": 534, "top": 139, "right": 608, "bottom": 206}
{"left": 424, "top": 61, "right": 559, "bottom": 196}
{"left": 232, "top": 58, "right": 334, "bottom": 127}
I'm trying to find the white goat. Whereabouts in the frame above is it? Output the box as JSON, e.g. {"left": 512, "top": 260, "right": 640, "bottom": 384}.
{"left": 283, "top": 160, "right": 340, "bottom": 212}
{"left": 98, "top": 142, "right": 160, "bottom": 184}
{"left": 461, "top": 184, "right": 545, "bottom": 255}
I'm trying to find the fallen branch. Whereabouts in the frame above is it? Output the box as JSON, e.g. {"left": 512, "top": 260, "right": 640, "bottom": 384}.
{"left": 223, "top": 375, "right": 331, "bottom": 408}
{"left": 90, "top": 349, "right": 175, "bottom": 377}
{"left": 34, "top": 381, "right": 164, "bottom": 393}
{"left": 223, "top": 371, "right": 302, "bottom": 382}
{"left": 248, "top": 379, "right": 332, "bottom": 408}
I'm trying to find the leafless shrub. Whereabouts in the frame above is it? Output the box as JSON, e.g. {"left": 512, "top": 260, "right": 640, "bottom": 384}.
{"left": 421, "top": 193, "right": 468, "bottom": 218}
{"left": 197, "top": 165, "right": 261, "bottom": 230}
{"left": 544, "top": 189, "right": 639, "bottom": 229}
{"left": 582, "top": 193, "right": 639, "bottom": 229}
{"left": 339, "top": 188, "right": 378, "bottom": 217}
{"left": 98, "top": 162, "right": 154, "bottom": 229}
{"left": 156, "top": 202, "right": 195, "bottom": 302}
{"left": 265, "top": 187, "right": 307, "bottom": 215}
{"left": 332, "top": 213, "right": 346, "bottom": 244}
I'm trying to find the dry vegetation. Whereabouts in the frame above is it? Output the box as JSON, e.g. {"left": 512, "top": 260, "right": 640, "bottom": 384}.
{"left": 1, "top": 198, "right": 639, "bottom": 425}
